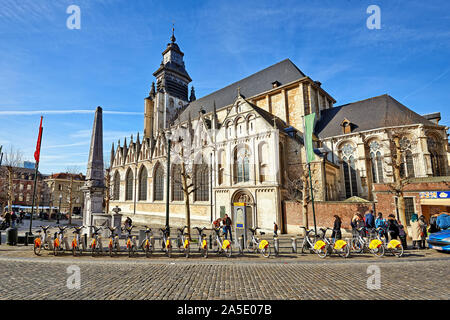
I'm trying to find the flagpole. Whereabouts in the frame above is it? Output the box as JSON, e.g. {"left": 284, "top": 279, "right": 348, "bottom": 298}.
{"left": 29, "top": 160, "right": 40, "bottom": 235}
{"left": 29, "top": 117, "right": 43, "bottom": 235}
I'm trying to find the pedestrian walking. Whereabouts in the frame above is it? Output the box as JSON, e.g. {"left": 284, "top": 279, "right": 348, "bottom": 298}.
{"left": 273, "top": 222, "right": 278, "bottom": 237}
{"left": 11, "top": 211, "right": 17, "bottom": 228}
{"left": 387, "top": 214, "right": 399, "bottom": 240}
{"left": 364, "top": 210, "right": 375, "bottom": 230}
{"left": 418, "top": 215, "right": 428, "bottom": 249}
{"left": 356, "top": 214, "right": 366, "bottom": 237}
{"left": 375, "top": 212, "right": 388, "bottom": 242}
{"left": 397, "top": 221, "right": 408, "bottom": 249}
{"left": 331, "top": 215, "right": 342, "bottom": 240}
{"left": 409, "top": 213, "right": 423, "bottom": 249}
{"left": 4, "top": 211, "right": 11, "bottom": 228}
{"left": 223, "top": 214, "right": 233, "bottom": 242}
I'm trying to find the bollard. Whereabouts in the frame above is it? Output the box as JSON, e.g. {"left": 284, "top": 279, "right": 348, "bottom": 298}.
{"left": 291, "top": 237, "right": 297, "bottom": 253}
{"left": 239, "top": 236, "right": 244, "bottom": 255}
{"left": 273, "top": 236, "right": 279, "bottom": 256}
{"left": 209, "top": 234, "right": 213, "bottom": 249}
{"left": 24, "top": 232, "right": 28, "bottom": 246}
{"left": 84, "top": 233, "right": 87, "bottom": 248}
{"left": 0, "top": 231, "right": 2, "bottom": 245}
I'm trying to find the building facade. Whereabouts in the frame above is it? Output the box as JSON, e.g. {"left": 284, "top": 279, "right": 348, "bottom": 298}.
{"left": 44, "top": 173, "right": 86, "bottom": 216}
{"left": 108, "top": 32, "right": 450, "bottom": 234}
{"left": 0, "top": 167, "right": 51, "bottom": 214}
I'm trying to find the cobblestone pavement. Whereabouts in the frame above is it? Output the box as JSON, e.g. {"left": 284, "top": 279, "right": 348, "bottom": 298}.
{"left": 0, "top": 247, "right": 448, "bottom": 300}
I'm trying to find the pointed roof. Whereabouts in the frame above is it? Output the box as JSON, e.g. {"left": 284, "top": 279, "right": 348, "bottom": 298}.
{"left": 178, "top": 59, "right": 306, "bottom": 122}
{"left": 85, "top": 107, "right": 104, "bottom": 186}
{"left": 315, "top": 94, "right": 439, "bottom": 138}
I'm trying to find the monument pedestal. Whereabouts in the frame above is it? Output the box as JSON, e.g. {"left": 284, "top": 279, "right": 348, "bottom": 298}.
{"left": 92, "top": 213, "right": 112, "bottom": 238}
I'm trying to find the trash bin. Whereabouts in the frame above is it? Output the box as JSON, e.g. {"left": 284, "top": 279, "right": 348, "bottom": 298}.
{"left": 6, "top": 227, "right": 18, "bottom": 246}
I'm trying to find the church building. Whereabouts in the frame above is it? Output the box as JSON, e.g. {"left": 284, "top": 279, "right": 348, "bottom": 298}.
{"left": 109, "top": 30, "right": 450, "bottom": 235}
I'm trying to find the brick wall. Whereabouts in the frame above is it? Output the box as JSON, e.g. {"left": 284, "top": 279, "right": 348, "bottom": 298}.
{"left": 284, "top": 200, "right": 374, "bottom": 233}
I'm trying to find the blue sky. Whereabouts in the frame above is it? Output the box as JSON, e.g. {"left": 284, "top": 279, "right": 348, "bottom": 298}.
{"left": 1, "top": 0, "right": 449, "bottom": 174}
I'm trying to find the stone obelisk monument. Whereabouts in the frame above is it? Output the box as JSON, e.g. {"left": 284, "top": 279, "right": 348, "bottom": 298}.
{"left": 82, "top": 106, "right": 106, "bottom": 236}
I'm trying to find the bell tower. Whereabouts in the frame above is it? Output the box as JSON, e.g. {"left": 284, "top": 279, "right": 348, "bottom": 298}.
{"left": 152, "top": 27, "right": 192, "bottom": 130}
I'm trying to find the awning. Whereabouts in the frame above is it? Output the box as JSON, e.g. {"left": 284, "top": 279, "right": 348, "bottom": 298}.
{"left": 420, "top": 199, "right": 450, "bottom": 206}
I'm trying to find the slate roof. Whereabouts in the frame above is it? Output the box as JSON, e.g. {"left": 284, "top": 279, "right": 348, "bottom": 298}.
{"left": 178, "top": 59, "right": 306, "bottom": 122}
{"left": 314, "top": 94, "right": 438, "bottom": 139}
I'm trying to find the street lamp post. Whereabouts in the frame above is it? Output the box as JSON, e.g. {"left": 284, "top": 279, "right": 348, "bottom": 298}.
{"left": 165, "top": 131, "right": 172, "bottom": 236}
{"left": 58, "top": 194, "right": 62, "bottom": 224}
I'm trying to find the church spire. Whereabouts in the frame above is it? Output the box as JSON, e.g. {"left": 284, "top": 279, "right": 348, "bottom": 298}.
{"left": 189, "top": 86, "right": 196, "bottom": 102}
{"left": 171, "top": 24, "right": 176, "bottom": 43}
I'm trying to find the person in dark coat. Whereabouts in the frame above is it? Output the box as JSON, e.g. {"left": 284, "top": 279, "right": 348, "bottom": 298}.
{"left": 428, "top": 213, "right": 440, "bottom": 233}
{"left": 331, "top": 215, "right": 342, "bottom": 240}
{"left": 4, "top": 212, "right": 11, "bottom": 228}
{"left": 364, "top": 210, "right": 375, "bottom": 230}
{"left": 223, "top": 214, "right": 233, "bottom": 242}
{"left": 387, "top": 214, "right": 399, "bottom": 240}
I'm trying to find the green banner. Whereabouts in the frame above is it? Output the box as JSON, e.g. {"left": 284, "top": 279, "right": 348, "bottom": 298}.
{"left": 304, "top": 113, "right": 316, "bottom": 163}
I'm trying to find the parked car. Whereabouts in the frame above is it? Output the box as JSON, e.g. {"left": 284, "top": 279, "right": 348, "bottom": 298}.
{"left": 428, "top": 229, "right": 450, "bottom": 252}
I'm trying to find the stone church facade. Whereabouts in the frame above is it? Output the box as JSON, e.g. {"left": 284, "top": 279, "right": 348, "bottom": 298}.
{"left": 108, "top": 32, "right": 450, "bottom": 234}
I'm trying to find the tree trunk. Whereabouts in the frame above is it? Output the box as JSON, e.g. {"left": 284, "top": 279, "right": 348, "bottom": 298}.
{"left": 393, "top": 136, "right": 408, "bottom": 228}
{"left": 181, "top": 160, "right": 191, "bottom": 240}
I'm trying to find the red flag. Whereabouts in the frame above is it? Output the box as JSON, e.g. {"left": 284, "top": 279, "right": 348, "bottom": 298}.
{"left": 34, "top": 116, "right": 43, "bottom": 164}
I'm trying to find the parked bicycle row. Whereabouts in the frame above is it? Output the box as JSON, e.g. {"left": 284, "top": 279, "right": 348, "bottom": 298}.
{"left": 32, "top": 223, "right": 406, "bottom": 259}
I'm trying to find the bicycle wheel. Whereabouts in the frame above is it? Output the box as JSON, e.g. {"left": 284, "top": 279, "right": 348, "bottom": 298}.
{"left": 34, "top": 243, "right": 41, "bottom": 256}
{"left": 351, "top": 238, "right": 364, "bottom": 253}
{"left": 226, "top": 246, "right": 232, "bottom": 258}
{"left": 316, "top": 244, "right": 328, "bottom": 258}
{"left": 247, "top": 241, "right": 255, "bottom": 253}
{"left": 370, "top": 245, "right": 385, "bottom": 258}
{"left": 338, "top": 244, "right": 350, "bottom": 258}
{"left": 261, "top": 246, "right": 271, "bottom": 258}
{"left": 392, "top": 245, "right": 404, "bottom": 258}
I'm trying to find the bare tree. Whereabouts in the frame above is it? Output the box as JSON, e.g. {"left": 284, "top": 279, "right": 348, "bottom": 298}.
{"left": 384, "top": 133, "right": 412, "bottom": 228}
{"left": 286, "top": 164, "right": 311, "bottom": 230}
{"left": 2, "top": 146, "right": 23, "bottom": 215}
{"left": 170, "top": 134, "right": 198, "bottom": 240}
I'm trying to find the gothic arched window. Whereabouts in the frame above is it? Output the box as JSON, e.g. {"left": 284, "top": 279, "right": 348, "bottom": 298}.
{"left": 399, "top": 137, "right": 415, "bottom": 178}
{"left": 195, "top": 164, "right": 209, "bottom": 201}
{"left": 153, "top": 164, "right": 164, "bottom": 201}
{"left": 341, "top": 143, "right": 358, "bottom": 198}
{"left": 369, "top": 141, "right": 384, "bottom": 183}
{"left": 138, "top": 166, "right": 147, "bottom": 201}
{"left": 113, "top": 171, "right": 120, "bottom": 200}
{"left": 172, "top": 164, "right": 183, "bottom": 201}
{"left": 259, "top": 142, "right": 269, "bottom": 183}
{"left": 427, "top": 136, "right": 443, "bottom": 176}
{"left": 234, "top": 146, "right": 250, "bottom": 183}
{"left": 125, "top": 169, "right": 133, "bottom": 201}
{"left": 217, "top": 150, "right": 226, "bottom": 185}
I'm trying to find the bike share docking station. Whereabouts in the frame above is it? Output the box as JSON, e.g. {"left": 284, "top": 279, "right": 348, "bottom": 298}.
{"left": 233, "top": 202, "right": 248, "bottom": 250}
